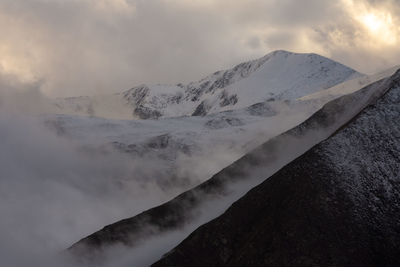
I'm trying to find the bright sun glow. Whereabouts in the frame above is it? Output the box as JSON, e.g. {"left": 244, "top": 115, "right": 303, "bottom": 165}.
{"left": 342, "top": 0, "right": 398, "bottom": 46}
{"left": 361, "top": 13, "right": 384, "bottom": 33}
{"left": 359, "top": 11, "right": 397, "bottom": 45}
{"left": 0, "top": 53, "right": 37, "bottom": 82}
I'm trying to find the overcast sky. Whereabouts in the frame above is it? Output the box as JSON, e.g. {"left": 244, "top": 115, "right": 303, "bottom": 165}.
{"left": 0, "top": 0, "right": 399, "bottom": 97}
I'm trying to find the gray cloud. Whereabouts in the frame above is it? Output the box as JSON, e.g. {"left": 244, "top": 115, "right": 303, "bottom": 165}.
{"left": 0, "top": 0, "right": 399, "bottom": 97}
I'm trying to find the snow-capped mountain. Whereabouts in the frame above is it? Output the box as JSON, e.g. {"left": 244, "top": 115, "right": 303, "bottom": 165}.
{"left": 52, "top": 50, "right": 361, "bottom": 119}
{"left": 3, "top": 47, "right": 397, "bottom": 267}
{"left": 43, "top": 64, "right": 395, "bottom": 267}
{"left": 67, "top": 66, "right": 400, "bottom": 266}
{"left": 44, "top": 66, "right": 396, "bottom": 199}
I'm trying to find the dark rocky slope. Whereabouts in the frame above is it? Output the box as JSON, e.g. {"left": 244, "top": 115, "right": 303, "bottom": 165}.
{"left": 152, "top": 72, "right": 400, "bottom": 266}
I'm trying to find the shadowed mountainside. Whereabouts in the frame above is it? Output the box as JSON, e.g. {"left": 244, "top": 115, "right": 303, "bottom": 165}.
{"left": 152, "top": 71, "right": 400, "bottom": 267}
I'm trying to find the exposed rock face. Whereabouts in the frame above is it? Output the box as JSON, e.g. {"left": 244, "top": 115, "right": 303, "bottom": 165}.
{"left": 183, "top": 53, "right": 272, "bottom": 100}
{"left": 219, "top": 90, "right": 238, "bottom": 107}
{"left": 192, "top": 100, "right": 211, "bottom": 116}
{"left": 133, "top": 105, "right": 162, "bottom": 119}
{"left": 152, "top": 72, "right": 400, "bottom": 267}
{"left": 246, "top": 102, "right": 277, "bottom": 117}
{"left": 204, "top": 117, "right": 244, "bottom": 129}
{"left": 123, "top": 85, "right": 150, "bottom": 106}
{"left": 67, "top": 71, "right": 399, "bottom": 265}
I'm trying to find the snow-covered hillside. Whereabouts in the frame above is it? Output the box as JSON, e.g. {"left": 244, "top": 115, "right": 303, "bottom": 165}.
{"left": 66, "top": 67, "right": 400, "bottom": 267}
{"left": 51, "top": 50, "right": 362, "bottom": 119}
{"left": 40, "top": 66, "right": 393, "bottom": 245}
{"left": 43, "top": 99, "right": 315, "bottom": 193}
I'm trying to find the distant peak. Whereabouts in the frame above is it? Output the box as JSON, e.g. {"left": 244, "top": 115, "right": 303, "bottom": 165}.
{"left": 262, "top": 50, "right": 324, "bottom": 60}
{"left": 269, "top": 49, "right": 294, "bottom": 56}
{"left": 254, "top": 50, "right": 301, "bottom": 64}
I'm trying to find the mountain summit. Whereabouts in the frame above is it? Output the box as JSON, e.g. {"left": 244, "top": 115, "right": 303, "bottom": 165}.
{"left": 53, "top": 51, "right": 361, "bottom": 119}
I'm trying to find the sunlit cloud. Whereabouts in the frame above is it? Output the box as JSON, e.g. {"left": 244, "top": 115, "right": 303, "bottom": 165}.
{"left": 0, "top": 0, "right": 399, "bottom": 96}
{"left": 343, "top": 0, "right": 399, "bottom": 46}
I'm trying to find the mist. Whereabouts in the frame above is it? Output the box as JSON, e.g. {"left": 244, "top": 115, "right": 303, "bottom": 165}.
{"left": 0, "top": 70, "right": 270, "bottom": 266}
{"left": 1, "top": 1, "right": 398, "bottom": 265}
{"left": 0, "top": 74, "right": 227, "bottom": 266}
{"left": 0, "top": 68, "right": 312, "bottom": 266}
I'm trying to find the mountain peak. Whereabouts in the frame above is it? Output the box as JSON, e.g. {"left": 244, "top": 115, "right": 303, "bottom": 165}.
{"left": 52, "top": 51, "right": 362, "bottom": 119}
{"left": 264, "top": 49, "right": 293, "bottom": 56}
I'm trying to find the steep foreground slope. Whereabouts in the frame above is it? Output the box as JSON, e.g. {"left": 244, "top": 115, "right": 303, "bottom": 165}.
{"left": 152, "top": 71, "right": 400, "bottom": 267}
{"left": 52, "top": 51, "right": 361, "bottom": 119}
{"left": 67, "top": 69, "right": 398, "bottom": 266}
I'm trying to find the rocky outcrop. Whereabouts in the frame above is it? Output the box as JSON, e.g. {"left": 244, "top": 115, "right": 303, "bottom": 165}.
{"left": 133, "top": 105, "right": 162, "bottom": 119}
{"left": 123, "top": 85, "right": 150, "bottom": 106}
{"left": 192, "top": 100, "right": 211, "bottom": 116}
{"left": 219, "top": 90, "right": 238, "bottom": 107}
{"left": 153, "top": 71, "right": 400, "bottom": 267}
{"left": 246, "top": 101, "right": 276, "bottom": 117}
{"left": 204, "top": 116, "right": 243, "bottom": 129}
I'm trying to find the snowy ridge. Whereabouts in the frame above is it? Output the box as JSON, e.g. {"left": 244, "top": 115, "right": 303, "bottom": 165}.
{"left": 51, "top": 50, "right": 362, "bottom": 119}
{"left": 299, "top": 65, "right": 399, "bottom": 101}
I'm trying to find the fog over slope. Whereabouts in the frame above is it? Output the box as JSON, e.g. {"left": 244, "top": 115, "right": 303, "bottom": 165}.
{"left": 0, "top": 84, "right": 185, "bottom": 267}
{"left": 0, "top": 52, "right": 396, "bottom": 267}
{"left": 68, "top": 69, "right": 399, "bottom": 266}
